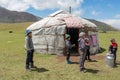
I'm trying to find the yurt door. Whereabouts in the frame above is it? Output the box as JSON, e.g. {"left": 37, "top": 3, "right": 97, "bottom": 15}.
{"left": 66, "top": 28, "right": 79, "bottom": 55}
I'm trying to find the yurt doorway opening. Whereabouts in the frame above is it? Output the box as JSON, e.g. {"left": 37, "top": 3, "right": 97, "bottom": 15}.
{"left": 66, "top": 28, "right": 79, "bottom": 55}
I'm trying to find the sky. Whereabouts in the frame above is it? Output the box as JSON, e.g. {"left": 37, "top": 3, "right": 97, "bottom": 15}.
{"left": 0, "top": 0, "right": 120, "bottom": 30}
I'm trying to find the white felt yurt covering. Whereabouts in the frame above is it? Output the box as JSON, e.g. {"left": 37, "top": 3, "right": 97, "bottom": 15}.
{"left": 27, "top": 10, "right": 99, "bottom": 55}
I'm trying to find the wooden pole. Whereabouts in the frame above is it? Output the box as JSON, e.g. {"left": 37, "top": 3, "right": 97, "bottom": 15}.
{"left": 69, "top": 6, "right": 71, "bottom": 14}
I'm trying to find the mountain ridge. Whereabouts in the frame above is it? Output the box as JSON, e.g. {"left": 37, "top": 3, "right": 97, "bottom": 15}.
{"left": 0, "top": 6, "right": 117, "bottom": 31}
{"left": 0, "top": 7, "right": 41, "bottom": 23}
{"left": 86, "top": 19, "right": 117, "bottom": 31}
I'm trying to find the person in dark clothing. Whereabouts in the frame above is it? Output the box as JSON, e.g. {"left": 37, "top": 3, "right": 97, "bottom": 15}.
{"left": 85, "top": 38, "right": 92, "bottom": 61}
{"left": 78, "top": 32, "right": 86, "bottom": 72}
{"left": 65, "top": 34, "right": 75, "bottom": 64}
{"left": 25, "top": 30, "right": 37, "bottom": 71}
{"left": 109, "top": 38, "right": 118, "bottom": 66}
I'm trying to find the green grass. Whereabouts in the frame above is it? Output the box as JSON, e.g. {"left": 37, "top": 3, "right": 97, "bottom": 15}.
{"left": 0, "top": 23, "right": 120, "bottom": 80}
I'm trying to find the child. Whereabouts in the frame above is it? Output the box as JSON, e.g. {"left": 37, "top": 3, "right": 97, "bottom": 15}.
{"left": 109, "top": 38, "right": 118, "bottom": 66}
{"left": 78, "top": 32, "right": 86, "bottom": 72}
{"left": 65, "top": 34, "right": 75, "bottom": 64}
{"left": 25, "top": 30, "right": 37, "bottom": 71}
{"left": 85, "top": 38, "right": 92, "bottom": 61}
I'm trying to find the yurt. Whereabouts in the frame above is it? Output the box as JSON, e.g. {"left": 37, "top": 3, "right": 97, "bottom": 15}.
{"left": 27, "top": 10, "right": 99, "bottom": 55}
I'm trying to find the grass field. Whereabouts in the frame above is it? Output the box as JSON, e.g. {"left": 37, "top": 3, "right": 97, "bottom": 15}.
{"left": 0, "top": 23, "right": 120, "bottom": 80}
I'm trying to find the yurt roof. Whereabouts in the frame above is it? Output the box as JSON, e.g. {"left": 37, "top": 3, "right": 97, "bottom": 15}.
{"left": 27, "top": 10, "right": 97, "bottom": 31}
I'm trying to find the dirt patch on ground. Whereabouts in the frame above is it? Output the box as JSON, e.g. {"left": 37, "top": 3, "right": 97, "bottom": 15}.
{"left": 56, "top": 54, "right": 105, "bottom": 63}
{"left": 116, "top": 61, "right": 120, "bottom": 65}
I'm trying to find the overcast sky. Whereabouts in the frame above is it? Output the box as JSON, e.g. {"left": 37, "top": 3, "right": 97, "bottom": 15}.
{"left": 0, "top": 0, "right": 120, "bottom": 30}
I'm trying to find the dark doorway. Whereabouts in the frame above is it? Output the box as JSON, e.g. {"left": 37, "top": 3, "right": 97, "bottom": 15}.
{"left": 66, "top": 28, "right": 79, "bottom": 55}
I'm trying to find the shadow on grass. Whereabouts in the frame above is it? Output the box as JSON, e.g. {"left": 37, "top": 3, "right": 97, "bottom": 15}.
{"left": 88, "top": 60, "right": 98, "bottom": 62}
{"left": 117, "top": 63, "right": 120, "bottom": 65}
{"left": 115, "top": 61, "right": 120, "bottom": 68}
{"left": 31, "top": 67, "right": 49, "bottom": 73}
{"left": 86, "top": 68, "right": 99, "bottom": 74}
{"left": 72, "top": 62, "right": 79, "bottom": 64}
{"left": 72, "top": 60, "right": 98, "bottom": 64}
{"left": 98, "top": 47, "right": 106, "bottom": 53}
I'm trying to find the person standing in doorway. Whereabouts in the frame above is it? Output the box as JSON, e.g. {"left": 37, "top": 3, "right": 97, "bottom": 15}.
{"left": 78, "top": 32, "right": 86, "bottom": 72}
{"left": 65, "top": 34, "right": 75, "bottom": 64}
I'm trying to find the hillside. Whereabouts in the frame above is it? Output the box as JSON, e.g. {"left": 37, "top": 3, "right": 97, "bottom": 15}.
{"left": 86, "top": 19, "right": 117, "bottom": 31}
{"left": 0, "top": 7, "right": 40, "bottom": 23}
{"left": 0, "top": 6, "right": 117, "bottom": 31}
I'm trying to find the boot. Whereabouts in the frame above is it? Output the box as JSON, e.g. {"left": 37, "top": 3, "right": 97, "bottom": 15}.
{"left": 30, "top": 63, "right": 37, "bottom": 68}
{"left": 80, "top": 68, "right": 86, "bottom": 73}
{"left": 68, "top": 60, "right": 72, "bottom": 64}
{"left": 66, "top": 60, "right": 72, "bottom": 64}
{"left": 26, "top": 65, "right": 31, "bottom": 71}
{"left": 88, "top": 58, "right": 92, "bottom": 62}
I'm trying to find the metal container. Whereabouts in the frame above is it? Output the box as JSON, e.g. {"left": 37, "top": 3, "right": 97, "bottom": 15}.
{"left": 106, "top": 53, "right": 114, "bottom": 68}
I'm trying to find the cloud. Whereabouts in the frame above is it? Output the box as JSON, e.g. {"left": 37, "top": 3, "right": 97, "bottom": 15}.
{"left": 0, "top": 0, "right": 29, "bottom": 11}
{"left": 91, "top": 10, "right": 101, "bottom": 16}
{"left": 0, "top": 0, "right": 84, "bottom": 11}
{"left": 115, "top": 14, "right": 120, "bottom": 18}
{"left": 101, "top": 19, "right": 120, "bottom": 30}
{"left": 73, "top": 9, "right": 83, "bottom": 16}
{"left": 57, "top": 0, "right": 83, "bottom": 10}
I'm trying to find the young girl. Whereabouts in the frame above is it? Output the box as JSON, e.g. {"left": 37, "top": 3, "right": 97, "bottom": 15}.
{"left": 85, "top": 38, "right": 91, "bottom": 61}
{"left": 109, "top": 38, "right": 118, "bottom": 66}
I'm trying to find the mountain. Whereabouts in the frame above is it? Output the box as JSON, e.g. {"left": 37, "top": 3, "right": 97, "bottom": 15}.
{"left": 0, "top": 7, "right": 41, "bottom": 23}
{"left": 86, "top": 19, "right": 117, "bottom": 31}
{"left": 0, "top": 7, "right": 117, "bottom": 31}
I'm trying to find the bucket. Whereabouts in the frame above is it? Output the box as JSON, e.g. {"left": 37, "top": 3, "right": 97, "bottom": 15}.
{"left": 106, "top": 53, "right": 114, "bottom": 68}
